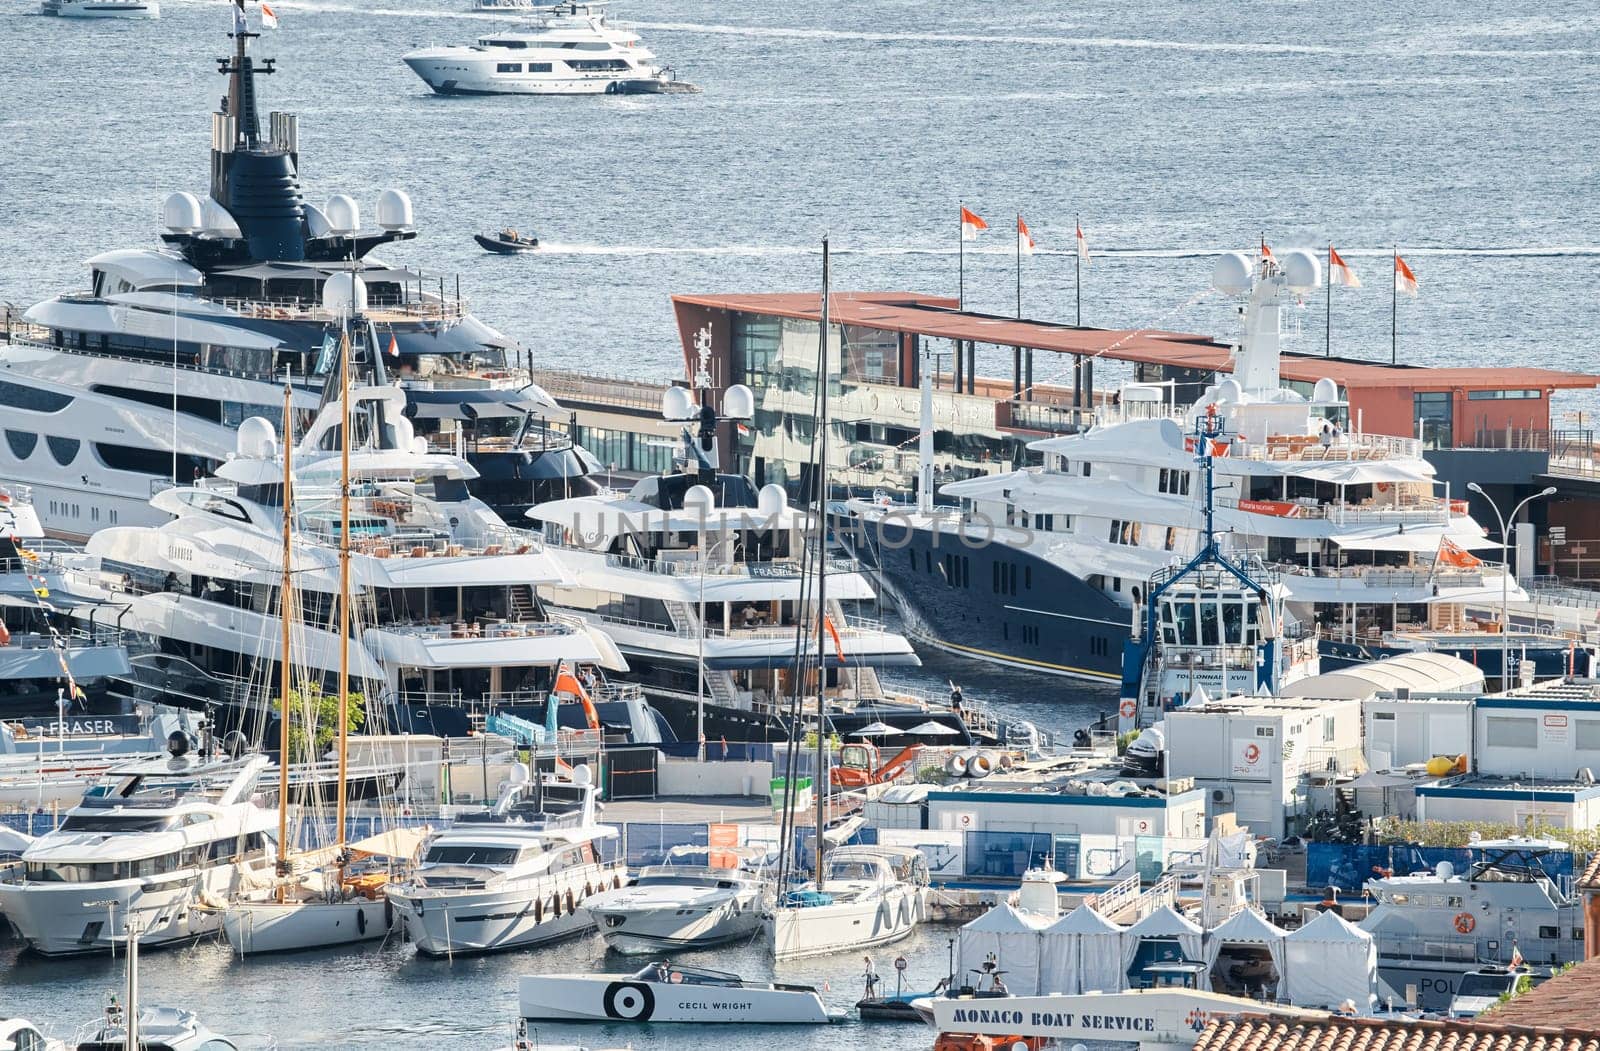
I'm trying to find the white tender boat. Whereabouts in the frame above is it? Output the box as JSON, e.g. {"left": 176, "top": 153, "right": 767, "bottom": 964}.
{"left": 387, "top": 766, "right": 623, "bottom": 955}
{"left": 41, "top": 0, "right": 159, "bottom": 18}
{"left": 519, "top": 963, "right": 842, "bottom": 1024}
{"left": 767, "top": 845, "right": 929, "bottom": 960}
{"left": 0, "top": 1019, "right": 66, "bottom": 1051}
{"left": 582, "top": 847, "right": 767, "bottom": 954}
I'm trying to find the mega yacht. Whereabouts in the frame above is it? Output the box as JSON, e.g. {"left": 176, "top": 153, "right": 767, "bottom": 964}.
{"left": 767, "top": 845, "right": 928, "bottom": 960}
{"left": 403, "top": 3, "right": 695, "bottom": 96}
{"left": 60, "top": 380, "right": 627, "bottom": 739}
{"left": 387, "top": 765, "right": 624, "bottom": 955}
{"left": 41, "top": 0, "right": 158, "bottom": 18}
{"left": 0, "top": 4, "right": 596, "bottom": 541}
{"left": 851, "top": 251, "right": 1520, "bottom": 685}
{"left": 1360, "top": 836, "right": 1580, "bottom": 1010}
{"left": 0, "top": 745, "right": 275, "bottom": 956}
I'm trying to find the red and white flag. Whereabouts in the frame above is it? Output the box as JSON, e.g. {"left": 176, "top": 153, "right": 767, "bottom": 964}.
{"left": 260, "top": 2, "right": 279, "bottom": 28}
{"left": 960, "top": 206, "right": 988, "bottom": 241}
{"left": 1329, "top": 246, "right": 1361, "bottom": 288}
{"left": 1017, "top": 216, "right": 1036, "bottom": 256}
{"left": 1075, "top": 222, "right": 1090, "bottom": 267}
{"left": 1260, "top": 240, "right": 1274, "bottom": 260}
{"left": 387, "top": 333, "right": 400, "bottom": 357}
{"left": 1394, "top": 253, "right": 1419, "bottom": 297}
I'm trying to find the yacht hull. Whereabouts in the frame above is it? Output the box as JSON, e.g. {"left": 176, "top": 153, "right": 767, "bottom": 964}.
{"left": 584, "top": 884, "right": 763, "bottom": 955}
{"left": 0, "top": 867, "right": 245, "bottom": 956}
{"left": 42, "top": 0, "right": 159, "bottom": 16}
{"left": 404, "top": 59, "right": 651, "bottom": 96}
{"left": 222, "top": 897, "right": 393, "bottom": 955}
{"left": 389, "top": 865, "right": 623, "bottom": 956}
{"left": 767, "top": 884, "right": 926, "bottom": 961}
{"left": 519, "top": 974, "right": 835, "bottom": 1024}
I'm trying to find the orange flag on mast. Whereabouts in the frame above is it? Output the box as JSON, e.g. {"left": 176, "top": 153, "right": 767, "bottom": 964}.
{"left": 960, "top": 207, "right": 988, "bottom": 241}
{"left": 1017, "top": 216, "right": 1036, "bottom": 256}
{"left": 1394, "top": 253, "right": 1419, "bottom": 297}
{"left": 1329, "top": 246, "right": 1361, "bottom": 288}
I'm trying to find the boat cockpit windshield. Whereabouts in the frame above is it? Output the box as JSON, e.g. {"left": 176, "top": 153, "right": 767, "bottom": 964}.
{"left": 630, "top": 963, "right": 746, "bottom": 987}
{"left": 1455, "top": 970, "right": 1521, "bottom": 999}
{"left": 824, "top": 857, "right": 888, "bottom": 883}
{"left": 80, "top": 773, "right": 202, "bottom": 810}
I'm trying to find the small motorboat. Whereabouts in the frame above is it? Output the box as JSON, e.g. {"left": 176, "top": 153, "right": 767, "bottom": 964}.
{"left": 519, "top": 963, "right": 845, "bottom": 1024}
{"left": 476, "top": 229, "right": 541, "bottom": 254}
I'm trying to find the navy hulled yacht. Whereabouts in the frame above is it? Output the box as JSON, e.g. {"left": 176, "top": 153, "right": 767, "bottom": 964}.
{"left": 0, "top": 3, "right": 596, "bottom": 540}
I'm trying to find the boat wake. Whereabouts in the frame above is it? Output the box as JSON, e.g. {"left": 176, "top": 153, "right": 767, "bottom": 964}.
{"left": 532, "top": 242, "right": 1600, "bottom": 261}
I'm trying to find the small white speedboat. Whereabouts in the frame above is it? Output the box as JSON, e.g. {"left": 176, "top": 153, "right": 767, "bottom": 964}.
{"left": 519, "top": 963, "right": 843, "bottom": 1024}
{"left": 582, "top": 848, "right": 766, "bottom": 955}
{"left": 41, "top": 0, "right": 159, "bottom": 18}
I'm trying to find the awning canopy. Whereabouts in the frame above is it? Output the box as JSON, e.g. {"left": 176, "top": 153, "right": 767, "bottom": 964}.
{"left": 1331, "top": 530, "right": 1499, "bottom": 552}
{"left": 217, "top": 261, "right": 425, "bottom": 284}
{"left": 1299, "top": 460, "right": 1434, "bottom": 485}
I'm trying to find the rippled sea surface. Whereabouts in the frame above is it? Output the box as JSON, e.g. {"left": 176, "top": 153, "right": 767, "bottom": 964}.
{"left": 1, "top": 0, "right": 1596, "bottom": 1042}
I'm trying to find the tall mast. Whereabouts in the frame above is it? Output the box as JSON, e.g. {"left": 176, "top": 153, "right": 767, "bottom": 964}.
{"left": 814, "top": 237, "right": 830, "bottom": 891}
{"left": 276, "top": 380, "right": 293, "bottom": 902}
{"left": 335, "top": 319, "right": 351, "bottom": 873}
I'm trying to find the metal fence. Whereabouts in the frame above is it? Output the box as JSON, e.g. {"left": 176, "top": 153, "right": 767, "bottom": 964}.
{"left": 1306, "top": 842, "right": 1583, "bottom": 894}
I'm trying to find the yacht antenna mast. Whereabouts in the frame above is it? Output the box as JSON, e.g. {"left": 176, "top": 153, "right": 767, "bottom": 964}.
{"left": 814, "top": 236, "right": 831, "bottom": 891}
{"left": 335, "top": 298, "right": 352, "bottom": 881}
{"left": 276, "top": 378, "right": 294, "bottom": 901}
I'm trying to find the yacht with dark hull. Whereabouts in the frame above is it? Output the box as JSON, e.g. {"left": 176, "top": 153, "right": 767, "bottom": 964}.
{"left": 0, "top": 3, "right": 596, "bottom": 541}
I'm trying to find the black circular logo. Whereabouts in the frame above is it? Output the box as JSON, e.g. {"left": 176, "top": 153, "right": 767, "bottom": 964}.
{"left": 602, "top": 981, "right": 655, "bottom": 1021}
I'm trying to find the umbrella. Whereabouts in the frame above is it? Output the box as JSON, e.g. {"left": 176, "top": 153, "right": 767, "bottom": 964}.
{"left": 907, "top": 720, "right": 962, "bottom": 736}
{"left": 851, "top": 722, "right": 897, "bottom": 736}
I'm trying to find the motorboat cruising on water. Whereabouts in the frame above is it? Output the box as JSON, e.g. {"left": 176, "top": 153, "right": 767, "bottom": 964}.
{"left": 768, "top": 845, "right": 929, "bottom": 961}
{"left": 476, "top": 229, "right": 540, "bottom": 254}
{"left": 850, "top": 251, "right": 1519, "bottom": 689}
{"left": 61, "top": 383, "right": 629, "bottom": 739}
{"left": 41, "top": 0, "right": 158, "bottom": 18}
{"left": 520, "top": 963, "right": 841, "bottom": 1024}
{"left": 0, "top": 744, "right": 274, "bottom": 956}
{"left": 387, "top": 765, "right": 623, "bottom": 955}
{"left": 404, "top": 3, "right": 697, "bottom": 96}
{"left": 0, "top": 7, "right": 597, "bottom": 541}
{"left": 1359, "top": 836, "right": 1580, "bottom": 1010}
{"left": 582, "top": 845, "right": 768, "bottom": 954}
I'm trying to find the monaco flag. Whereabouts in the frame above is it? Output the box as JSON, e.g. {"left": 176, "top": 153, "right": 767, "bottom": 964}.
{"left": 960, "top": 206, "right": 988, "bottom": 241}
{"left": 1076, "top": 222, "right": 1090, "bottom": 266}
{"left": 261, "top": 2, "right": 279, "bottom": 27}
{"left": 1394, "top": 253, "right": 1419, "bottom": 297}
{"left": 1329, "top": 246, "right": 1361, "bottom": 288}
{"left": 1017, "top": 216, "right": 1036, "bottom": 256}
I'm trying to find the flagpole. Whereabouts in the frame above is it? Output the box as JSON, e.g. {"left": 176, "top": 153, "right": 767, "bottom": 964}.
{"left": 1326, "top": 242, "right": 1332, "bottom": 358}
{"left": 1391, "top": 245, "right": 1398, "bottom": 365}
{"left": 1074, "top": 214, "right": 1081, "bottom": 326}
{"left": 958, "top": 201, "right": 965, "bottom": 311}
{"left": 1015, "top": 214, "right": 1022, "bottom": 319}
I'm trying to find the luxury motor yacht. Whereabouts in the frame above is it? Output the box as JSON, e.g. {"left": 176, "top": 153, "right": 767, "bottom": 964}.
{"left": 404, "top": 3, "right": 696, "bottom": 96}
{"left": 59, "top": 379, "right": 627, "bottom": 739}
{"left": 0, "top": 743, "right": 275, "bottom": 956}
{"left": 851, "top": 251, "right": 1523, "bottom": 685}
{"left": 767, "top": 845, "right": 929, "bottom": 961}
{"left": 581, "top": 845, "right": 769, "bottom": 954}
{"left": 0, "top": 4, "right": 596, "bottom": 541}
{"left": 387, "top": 765, "right": 624, "bottom": 955}
{"left": 41, "top": 0, "right": 158, "bottom": 18}
{"left": 1359, "top": 836, "right": 1581, "bottom": 1010}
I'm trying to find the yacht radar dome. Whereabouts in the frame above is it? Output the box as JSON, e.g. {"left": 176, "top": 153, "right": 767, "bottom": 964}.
{"left": 661, "top": 385, "right": 697, "bottom": 421}
{"left": 1211, "top": 251, "right": 1254, "bottom": 295}
{"left": 303, "top": 203, "right": 334, "bottom": 238}
{"left": 1312, "top": 377, "right": 1341, "bottom": 405}
{"left": 200, "top": 197, "right": 243, "bottom": 238}
{"left": 322, "top": 272, "right": 368, "bottom": 313}
{"left": 1282, "top": 249, "right": 1322, "bottom": 293}
{"left": 757, "top": 483, "right": 786, "bottom": 517}
{"left": 1215, "top": 377, "right": 1243, "bottom": 403}
{"left": 162, "top": 192, "right": 203, "bottom": 234}
{"left": 721, "top": 383, "right": 755, "bottom": 419}
{"left": 324, "top": 194, "right": 361, "bottom": 236}
{"left": 376, "top": 189, "right": 414, "bottom": 231}
{"left": 236, "top": 417, "right": 277, "bottom": 460}
{"left": 682, "top": 484, "right": 716, "bottom": 513}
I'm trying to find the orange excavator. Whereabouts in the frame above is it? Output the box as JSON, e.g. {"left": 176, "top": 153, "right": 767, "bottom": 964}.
{"left": 832, "top": 741, "right": 923, "bottom": 788}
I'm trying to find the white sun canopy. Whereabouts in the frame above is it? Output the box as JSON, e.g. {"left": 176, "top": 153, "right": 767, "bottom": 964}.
{"left": 1281, "top": 909, "right": 1377, "bottom": 1012}
{"left": 1330, "top": 529, "right": 1498, "bottom": 552}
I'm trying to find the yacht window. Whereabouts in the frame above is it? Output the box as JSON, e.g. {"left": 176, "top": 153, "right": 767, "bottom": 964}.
{"left": 529, "top": 62, "right": 553, "bottom": 72}
{"left": 5, "top": 430, "right": 38, "bottom": 460}
{"left": 46, "top": 436, "right": 80, "bottom": 466}
{"left": 1165, "top": 526, "right": 1177, "bottom": 551}
{"left": 567, "top": 58, "right": 630, "bottom": 71}
{"left": 95, "top": 442, "right": 178, "bottom": 477}
{"left": 486, "top": 39, "right": 528, "bottom": 48}
{"left": 1199, "top": 601, "right": 1220, "bottom": 646}
{"left": 1174, "top": 600, "right": 1198, "bottom": 646}
{"left": 497, "top": 62, "right": 523, "bottom": 72}
{"left": 1221, "top": 601, "right": 1243, "bottom": 644}
{"left": 59, "top": 814, "right": 177, "bottom": 832}
{"left": 1539, "top": 925, "right": 1560, "bottom": 939}
{"left": 0, "top": 380, "right": 73, "bottom": 414}
{"left": 424, "top": 845, "right": 520, "bottom": 865}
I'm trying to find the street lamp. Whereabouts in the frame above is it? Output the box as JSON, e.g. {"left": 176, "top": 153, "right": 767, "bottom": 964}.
{"left": 1466, "top": 483, "right": 1558, "bottom": 689}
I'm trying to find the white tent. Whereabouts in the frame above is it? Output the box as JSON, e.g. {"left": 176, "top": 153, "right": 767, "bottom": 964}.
{"left": 1041, "top": 904, "right": 1126, "bottom": 995}
{"left": 957, "top": 903, "right": 1051, "bottom": 994}
{"left": 1281, "top": 909, "right": 1377, "bottom": 1012}
{"left": 1122, "top": 905, "right": 1205, "bottom": 982}
{"left": 1204, "top": 907, "right": 1288, "bottom": 998}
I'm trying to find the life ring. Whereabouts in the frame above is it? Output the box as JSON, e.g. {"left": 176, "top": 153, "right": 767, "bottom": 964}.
{"left": 1119, "top": 699, "right": 1136, "bottom": 718}
{"left": 1376, "top": 482, "right": 1392, "bottom": 494}
{"left": 1453, "top": 912, "right": 1475, "bottom": 934}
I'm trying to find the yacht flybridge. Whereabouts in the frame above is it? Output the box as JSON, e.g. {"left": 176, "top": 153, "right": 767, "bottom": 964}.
{"left": 0, "top": 4, "right": 595, "bottom": 541}
{"left": 852, "top": 251, "right": 1519, "bottom": 684}
{"left": 404, "top": 3, "right": 697, "bottom": 96}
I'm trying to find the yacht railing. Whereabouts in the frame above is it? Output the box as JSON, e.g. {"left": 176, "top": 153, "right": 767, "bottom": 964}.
{"left": 600, "top": 552, "right": 858, "bottom": 578}
{"left": 1278, "top": 564, "right": 1503, "bottom": 590}
{"left": 210, "top": 294, "right": 469, "bottom": 323}
{"left": 375, "top": 619, "right": 576, "bottom": 642}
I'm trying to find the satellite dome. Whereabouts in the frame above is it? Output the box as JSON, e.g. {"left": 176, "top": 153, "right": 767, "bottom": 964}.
{"left": 1312, "top": 377, "right": 1340, "bottom": 405}
{"left": 322, "top": 272, "right": 368, "bottom": 314}
{"left": 722, "top": 383, "right": 755, "bottom": 420}
{"left": 1211, "top": 252, "right": 1253, "bottom": 295}
{"left": 661, "top": 385, "right": 696, "bottom": 421}
{"left": 1282, "top": 248, "right": 1322, "bottom": 293}
{"left": 571, "top": 763, "right": 593, "bottom": 787}
{"left": 200, "top": 197, "right": 242, "bottom": 238}
{"left": 162, "top": 192, "right": 203, "bottom": 234}
{"left": 236, "top": 417, "right": 277, "bottom": 460}
{"left": 392, "top": 415, "right": 415, "bottom": 451}
{"left": 1215, "top": 377, "right": 1243, "bottom": 403}
{"left": 757, "top": 483, "right": 787, "bottom": 517}
{"left": 303, "top": 203, "right": 334, "bottom": 239}
{"left": 376, "top": 189, "right": 414, "bottom": 231}
{"left": 324, "top": 194, "right": 361, "bottom": 235}
{"left": 682, "top": 484, "right": 716, "bottom": 513}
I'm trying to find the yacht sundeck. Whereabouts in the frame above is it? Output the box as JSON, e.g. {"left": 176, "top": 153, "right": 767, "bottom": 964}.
{"left": 404, "top": 3, "right": 696, "bottom": 96}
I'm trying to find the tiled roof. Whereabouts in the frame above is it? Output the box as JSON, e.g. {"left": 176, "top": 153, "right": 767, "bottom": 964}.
{"left": 1578, "top": 853, "right": 1600, "bottom": 889}
{"left": 1487, "top": 957, "right": 1600, "bottom": 1029}
{"left": 1194, "top": 1016, "right": 1600, "bottom": 1051}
